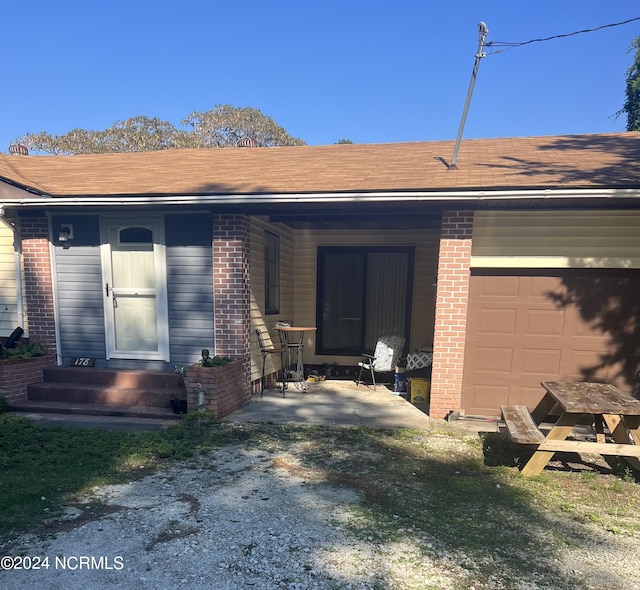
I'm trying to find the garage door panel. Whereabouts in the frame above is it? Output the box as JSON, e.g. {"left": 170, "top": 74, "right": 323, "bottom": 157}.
{"left": 518, "top": 385, "right": 548, "bottom": 409}
{"left": 565, "top": 350, "right": 610, "bottom": 381}
{"left": 523, "top": 276, "right": 566, "bottom": 300}
{"left": 567, "top": 318, "right": 614, "bottom": 340}
{"left": 570, "top": 323, "right": 605, "bottom": 338}
{"left": 462, "top": 271, "right": 640, "bottom": 417}
{"left": 465, "top": 384, "right": 549, "bottom": 416}
{"left": 465, "top": 384, "right": 512, "bottom": 416}
{"left": 605, "top": 359, "right": 631, "bottom": 385}
{"left": 522, "top": 309, "right": 565, "bottom": 336}
{"left": 564, "top": 307, "right": 600, "bottom": 338}
{"left": 474, "top": 347, "right": 513, "bottom": 373}
{"left": 477, "top": 275, "right": 520, "bottom": 298}
{"left": 476, "top": 308, "right": 517, "bottom": 335}
{"left": 521, "top": 348, "right": 562, "bottom": 375}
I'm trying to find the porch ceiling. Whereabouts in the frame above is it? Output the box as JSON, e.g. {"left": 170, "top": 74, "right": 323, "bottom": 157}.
{"left": 259, "top": 196, "right": 640, "bottom": 230}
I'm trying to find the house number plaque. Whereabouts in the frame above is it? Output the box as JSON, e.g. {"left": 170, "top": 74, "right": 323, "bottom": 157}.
{"left": 71, "top": 357, "right": 95, "bottom": 367}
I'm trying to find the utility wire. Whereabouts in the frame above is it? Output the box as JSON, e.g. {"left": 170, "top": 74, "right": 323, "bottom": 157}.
{"left": 485, "top": 16, "right": 640, "bottom": 54}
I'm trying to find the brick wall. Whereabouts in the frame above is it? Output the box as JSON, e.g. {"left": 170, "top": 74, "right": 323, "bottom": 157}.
{"left": 185, "top": 361, "right": 245, "bottom": 419}
{"left": 21, "top": 214, "right": 58, "bottom": 356}
{"left": 0, "top": 354, "right": 57, "bottom": 404}
{"left": 1, "top": 214, "right": 58, "bottom": 403}
{"left": 212, "top": 215, "right": 252, "bottom": 407}
{"left": 429, "top": 210, "right": 473, "bottom": 419}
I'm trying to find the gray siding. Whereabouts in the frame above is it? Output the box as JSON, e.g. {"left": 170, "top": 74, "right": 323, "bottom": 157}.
{"left": 166, "top": 214, "right": 214, "bottom": 365}
{"left": 52, "top": 215, "right": 106, "bottom": 360}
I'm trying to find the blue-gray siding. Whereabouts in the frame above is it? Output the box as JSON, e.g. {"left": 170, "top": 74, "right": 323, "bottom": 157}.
{"left": 165, "top": 214, "right": 214, "bottom": 364}
{"left": 53, "top": 215, "right": 106, "bottom": 361}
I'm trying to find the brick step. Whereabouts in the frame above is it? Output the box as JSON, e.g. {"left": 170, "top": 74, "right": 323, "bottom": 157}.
{"left": 42, "top": 366, "right": 183, "bottom": 389}
{"left": 10, "top": 399, "right": 181, "bottom": 421}
{"left": 27, "top": 381, "right": 179, "bottom": 408}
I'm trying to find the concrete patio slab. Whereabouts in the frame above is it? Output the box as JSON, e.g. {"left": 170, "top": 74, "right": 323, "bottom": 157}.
{"left": 227, "top": 380, "right": 432, "bottom": 430}
{"left": 11, "top": 379, "right": 500, "bottom": 436}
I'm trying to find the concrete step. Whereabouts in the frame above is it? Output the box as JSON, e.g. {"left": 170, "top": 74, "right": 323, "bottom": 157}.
{"left": 9, "top": 409, "right": 179, "bottom": 432}
{"left": 10, "top": 399, "right": 181, "bottom": 421}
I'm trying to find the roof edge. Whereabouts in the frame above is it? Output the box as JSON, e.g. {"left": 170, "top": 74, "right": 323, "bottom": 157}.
{"left": 2, "top": 187, "right": 639, "bottom": 208}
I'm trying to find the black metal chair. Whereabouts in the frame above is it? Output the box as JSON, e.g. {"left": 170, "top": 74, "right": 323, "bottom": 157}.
{"left": 255, "top": 329, "right": 286, "bottom": 397}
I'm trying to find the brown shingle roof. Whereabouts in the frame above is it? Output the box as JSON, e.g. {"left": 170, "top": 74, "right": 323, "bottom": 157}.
{"left": 0, "top": 132, "right": 638, "bottom": 197}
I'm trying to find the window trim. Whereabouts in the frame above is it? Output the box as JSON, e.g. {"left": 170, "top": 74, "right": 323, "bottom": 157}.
{"left": 264, "top": 230, "right": 280, "bottom": 315}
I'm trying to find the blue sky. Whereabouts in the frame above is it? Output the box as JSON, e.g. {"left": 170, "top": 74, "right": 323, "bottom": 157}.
{"left": 1, "top": 1, "right": 639, "bottom": 152}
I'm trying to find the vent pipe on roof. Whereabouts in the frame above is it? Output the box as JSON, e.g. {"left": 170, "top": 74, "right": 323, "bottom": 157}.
{"left": 450, "top": 22, "right": 488, "bottom": 168}
{"left": 8, "top": 144, "right": 29, "bottom": 156}
{"left": 236, "top": 137, "right": 258, "bottom": 148}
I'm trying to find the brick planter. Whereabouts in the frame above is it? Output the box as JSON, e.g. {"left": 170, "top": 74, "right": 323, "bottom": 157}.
{"left": 0, "top": 354, "right": 56, "bottom": 405}
{"left": 185, "top": 360, "right": 249, "bottom": 419}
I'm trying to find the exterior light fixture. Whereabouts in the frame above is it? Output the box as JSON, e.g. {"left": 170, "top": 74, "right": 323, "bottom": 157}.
{"left": 58, "top": 224, "right": 74, "bottom": 244}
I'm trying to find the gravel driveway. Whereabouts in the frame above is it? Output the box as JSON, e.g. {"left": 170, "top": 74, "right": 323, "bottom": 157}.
{"left": 2, "top": 430, "right": 639, "bottom": 590}
{"left": 1, "top": 442, "right": 474, "bottom": 590}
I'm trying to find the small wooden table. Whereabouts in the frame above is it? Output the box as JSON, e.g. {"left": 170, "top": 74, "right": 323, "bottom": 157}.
{"left": 501, "top": 381, "right": 640, "bottom": 477}
{"left": 274, "top": 326, "right": 316, "bottom": 392}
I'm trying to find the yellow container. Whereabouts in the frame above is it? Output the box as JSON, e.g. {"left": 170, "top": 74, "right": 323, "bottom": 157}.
{"left": 410, "top": 378, "right": 430, "bottom": 405}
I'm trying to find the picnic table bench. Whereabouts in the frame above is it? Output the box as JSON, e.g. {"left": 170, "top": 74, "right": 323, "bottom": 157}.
{"left": 500, "top": 405, "right": 546, "bottom": 445}
{"left": 501, "top": 381, "right": 640, "bottom": 477}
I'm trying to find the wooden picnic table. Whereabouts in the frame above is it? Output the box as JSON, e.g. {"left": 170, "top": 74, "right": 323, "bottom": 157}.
{"left": 501, "top": 381, "right": 640, "bottom": 477}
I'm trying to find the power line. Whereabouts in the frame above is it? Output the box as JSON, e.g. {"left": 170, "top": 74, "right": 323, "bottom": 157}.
{"left": 485, "top": 16, "right": 640, "bottom": 54}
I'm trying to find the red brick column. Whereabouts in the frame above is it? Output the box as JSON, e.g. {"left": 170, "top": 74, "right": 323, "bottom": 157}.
{"left": 185, "top": 361, "right": 244, "bottom": 419}
{"left": 21, "top": 214, "right": 58, "bottom": 357}
{"left": 212, "top": 215, "right": 252, "bottom": 405}
{"left": 429, "top": 210, "right": 473, "bottom": 419}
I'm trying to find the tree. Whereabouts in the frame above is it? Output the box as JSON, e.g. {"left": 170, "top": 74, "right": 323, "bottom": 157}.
{"left": 17, "top": 106, "right": 305, "bottom": 155}
{"left": 20, "top": 116, "right": 184, "bottom": 155}
{"left": 335, "top": 139, "right": 354, "bottom": 144}
{"left": 622, "top": 35, "right": 640, "bottom": 131}
{"left": 181, "top": 105, "right": 305, "bottom": 148}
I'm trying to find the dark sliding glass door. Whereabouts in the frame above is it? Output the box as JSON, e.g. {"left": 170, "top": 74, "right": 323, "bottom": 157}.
{"left": 316, "top": 246, "right": 414, "bottom": 355}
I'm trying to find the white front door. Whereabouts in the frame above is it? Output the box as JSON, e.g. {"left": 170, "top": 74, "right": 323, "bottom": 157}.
{"left": 100, "top": 217, "right": 169, "bottom": 361}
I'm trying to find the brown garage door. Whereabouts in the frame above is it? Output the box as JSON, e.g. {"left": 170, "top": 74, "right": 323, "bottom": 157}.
{"left": 461, "top": 269, "right": 640, "bottom": 417}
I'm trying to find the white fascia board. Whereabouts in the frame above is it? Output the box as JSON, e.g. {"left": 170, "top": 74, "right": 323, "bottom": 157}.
{"left": 1, "top": 187, "right": 638, "bottom": 208}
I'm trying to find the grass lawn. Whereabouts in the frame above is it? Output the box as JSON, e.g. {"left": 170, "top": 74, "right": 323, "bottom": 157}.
{"left": 1, "top": 411, "right": 639, "bottom": 588}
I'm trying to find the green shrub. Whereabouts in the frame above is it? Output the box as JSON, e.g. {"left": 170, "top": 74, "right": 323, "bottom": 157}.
{"left": 0, "top": 396, "right": 8, "bottom": 413}
{"left": 0, "top": 342, "right": 45, "bottom": 360}
{"left": 196, "top": 355, "right": 233, "bottom": 368}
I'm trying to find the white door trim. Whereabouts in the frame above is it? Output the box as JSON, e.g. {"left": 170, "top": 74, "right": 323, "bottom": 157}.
{"left": 99, "top": 215, "right": 169, "bottom": 361}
